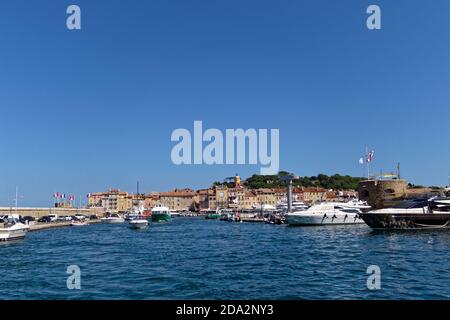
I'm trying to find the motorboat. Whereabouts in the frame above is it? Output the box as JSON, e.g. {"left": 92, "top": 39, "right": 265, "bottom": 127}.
{"left": 126, "top": 204, "right": 145, "bottom": 220}
{"left": 0, "top": 216, "right": 30, "bottom": 241}
{"left": 129, "top": 217, "right": 149, "bottom": 229}
{"left": 100, "top": 213, "right": 125, "bottom": 224}
{"left": 360, "top": 197, "right": 450, "bottom": 230}
{"left": 151, "top": 206, "right": 172, "bottom": 222}
{"left": 205, "top": 209, "right": 221, "bottom": 220}
{"left": 170, "top": 210, "right": 181, "bottom": 218}
{"left": 70, "top": 220, "right": 89, "bottom": 227}
{"left": 286, "top": 202, "right": 366, "bottom": 226}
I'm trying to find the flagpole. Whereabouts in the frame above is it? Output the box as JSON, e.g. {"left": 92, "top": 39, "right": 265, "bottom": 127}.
{"left": 366, "top": 146, "right": 370, "bottom": 180}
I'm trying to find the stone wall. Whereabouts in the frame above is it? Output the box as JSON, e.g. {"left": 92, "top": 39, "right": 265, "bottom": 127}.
{"left": 357, "top": 179, "right": 408, "bottom": 209}
{"left": 0, "top": 207, "right": 95, "bottom": 218}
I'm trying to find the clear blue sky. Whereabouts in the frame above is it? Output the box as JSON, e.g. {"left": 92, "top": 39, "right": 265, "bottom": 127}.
{"left": 1, "top": 0, "right": 449, "bottom": 206}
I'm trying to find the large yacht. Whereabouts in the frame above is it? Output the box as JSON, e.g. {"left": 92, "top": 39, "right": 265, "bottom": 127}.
{"left": 0, "top": 216, "right": 30, "bottom": 241}
{"left": 277, "top": 201, "right": 309, "bottom": 212}
{"left": 360, "top": 197, "right": 450, "bottom": 230}
{"left": 286, "top": 201, "right": 369, "bottom": 226}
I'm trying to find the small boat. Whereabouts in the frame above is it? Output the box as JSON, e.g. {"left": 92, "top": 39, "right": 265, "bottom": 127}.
{"left": 101, "top": 213, "right": 125, "bottom": 224}
{"left": 205, "top": 210, "right": 221, "bottom": 220}
{"left": 70, "top": 220, "right": 89, "bottom": 227}
{"left": 129, "top": 217, "right": 149, "bottom": 229}
{"left": 0, "top": 216, "right": 30, "bottom": 241}
{"left": 151, "top": 206, "right": 172, "bottom": 222}
{"left": 286, "top": 201, "right": 367, "bottom": 226}
{"left": 170, "top": 210, "right": 182, "bottom": 217}
{"left": 360, "top": 197, "right": 450, "bottom": 230}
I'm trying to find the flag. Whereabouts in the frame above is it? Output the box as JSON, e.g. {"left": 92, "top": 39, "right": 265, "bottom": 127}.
{"left": 68, "top": 195, "right": 75, "bottom": 201}
{"left": 61, "top": 193, "right": 66, "bottom": 199}
{"left": 359, "top": 157, "right": 365, "bottom": 164}
{"left": 367, "top": 150, "right": 375, "bottom": 163}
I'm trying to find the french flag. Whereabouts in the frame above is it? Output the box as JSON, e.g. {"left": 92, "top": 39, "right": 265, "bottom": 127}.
{"left": 367, "top": 150, "right": 375, "bottom": 163}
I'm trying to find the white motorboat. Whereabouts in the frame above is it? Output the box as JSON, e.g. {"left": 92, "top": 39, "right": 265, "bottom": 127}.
{"left": 101, "top": 213, "right": 125, "bottom": 224}
{"left": 129, "top": 218, "right": 149, "bottom": 229}
{"left": 277, "top": 201, "right": 309, "bottom": 212}
{"left": 0, "top": 217, "right": 30, "bottom": 241}
{"left": 71, "top": 220, "right": 89, "bottom": 227}
{"left": 286, "top": 202, "right": 366, "bottom": 226}
{"left": 170, "top": 210, "right": 182, "bottom": 217}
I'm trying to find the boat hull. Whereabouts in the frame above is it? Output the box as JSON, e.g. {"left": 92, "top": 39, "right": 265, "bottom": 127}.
{"left": 287, "top": 213, "right": 364, "bottom": 226}
{"left": 205, "top": 214, "right": 221, "bottom": 220}
{"left": 101, "top": 218, "right": 125, "bottom": 224}
{"left": 360, "top": 213, "right": 450, "bottom": 230}
{"left": 0, "top": 226, "right": 29, "bottom": 241}
{"left": 129, "top": 220, "right": 149, "bottom": 229}
{"left": 71, "top": 222, "right": 89, "bottom": 227}
{"left": 151, "top": 213, "right": 172, "bottom": 222}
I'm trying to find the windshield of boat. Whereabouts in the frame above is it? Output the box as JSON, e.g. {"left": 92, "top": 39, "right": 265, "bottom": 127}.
{"left": 392, "top": 200, "right": 427, "bottom": 209}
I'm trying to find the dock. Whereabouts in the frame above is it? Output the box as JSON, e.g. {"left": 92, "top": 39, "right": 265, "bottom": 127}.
{"left": 28, "top": 220, "right": 101, "bottom": 232}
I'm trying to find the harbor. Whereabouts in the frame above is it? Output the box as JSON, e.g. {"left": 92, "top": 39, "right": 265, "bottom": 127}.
{"left": 1, "top": 169, "right": 450, "bottom": 299}
{"left": 3, "top": 216, "right": 450, "bottom": 300}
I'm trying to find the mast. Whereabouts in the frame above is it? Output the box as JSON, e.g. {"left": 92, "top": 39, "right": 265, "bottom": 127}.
{"left": 15, "top": 187, "right": 18, "bottom": 216}
{"left": 366, "top": 146, "right": 370, "bottom": 180}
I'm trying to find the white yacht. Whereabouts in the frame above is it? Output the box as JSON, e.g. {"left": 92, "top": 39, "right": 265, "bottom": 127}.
{"left": 286, "top": 201, "right": 367, "bottom": 226}
{"left": 277, "top": 201, "right": 309, "bottom": 212}
{"left": 101, "top": 213, "right": 125, "bottom": 224}
{"left": 0, "top": 216, "right": 30, "bottom": 241}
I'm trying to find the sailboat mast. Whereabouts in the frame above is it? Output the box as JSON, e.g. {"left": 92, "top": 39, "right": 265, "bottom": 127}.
{"left": 15, "top": 187, "right": 18, "bottom": 216}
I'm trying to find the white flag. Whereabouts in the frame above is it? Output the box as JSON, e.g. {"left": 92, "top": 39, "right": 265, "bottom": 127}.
{"left": 359, "top": 157, "right": 365, "bottom": 164}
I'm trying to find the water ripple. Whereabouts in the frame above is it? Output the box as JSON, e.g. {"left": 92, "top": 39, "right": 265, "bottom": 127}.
{"left": 2, "top": 218, "right": 450, "bottom": 299}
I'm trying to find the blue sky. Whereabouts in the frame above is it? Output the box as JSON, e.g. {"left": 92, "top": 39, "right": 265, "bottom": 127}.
{"left": 1, "top": 0, "right": 449, "bottom": 206}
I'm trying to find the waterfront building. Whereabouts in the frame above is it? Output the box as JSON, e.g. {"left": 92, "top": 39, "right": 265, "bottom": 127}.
{"left": 255, "top": 188, "right": 276, "bottom": 207}
{"left": 295, "top": 187, "right": 328, "bottom": 204}
{"left": 194, "top": 189, "right": 215, "bottom": 211}
{"left": 273, "top": 188, "right": 288, "bottom": 204}
{"left": 242, "top": 190, "right": 258, "bottom": 209}
{"left": 215, "top": 186, "right": 229, "bottom": 209}
{"left": 143, "top": 193, "right": 161, "bottom": 209}
{"left": 87, "top": 189, "right": 131, "bottom": 213}
{"left": 126, "top": 193, "right": 146, "bottom": 207}
{"left": 158, "top": 189, "right": 196, "bottom": 211}
{"left": 228, "top": 187, "right": 245, "bottom": 208}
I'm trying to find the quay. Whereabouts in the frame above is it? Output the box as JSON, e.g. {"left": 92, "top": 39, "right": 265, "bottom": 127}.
{"left": 28, "top": 220, "right": 101, "bottom": 232}
{"left": 0, "top": 207, "right": 100, "bottom": 219}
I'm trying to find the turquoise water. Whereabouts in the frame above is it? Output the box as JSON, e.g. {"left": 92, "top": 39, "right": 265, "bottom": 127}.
{"left": 1, "top": 217, "right": 450, "bottom": 299}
